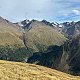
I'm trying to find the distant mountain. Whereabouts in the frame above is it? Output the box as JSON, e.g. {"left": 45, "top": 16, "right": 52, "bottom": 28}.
{"left": 62, "top": 21, "right": 80, "bottom": 38}
{"left": 17, "top": 19, "right": 80, "bottom": 39}
{"left": 15, "top": 19, "right": 32, "bottom": 29}
{"left": 42, "top": 20, "right": 80, "bottom": 38}
{"left": 24, "top": 20, "right": 66, "bottom": 52}
{"left": 16, "top": 19, "right": 66, "bottom": 50}
{"left": 41, "top": 19, "right": 54, "bottom": 27}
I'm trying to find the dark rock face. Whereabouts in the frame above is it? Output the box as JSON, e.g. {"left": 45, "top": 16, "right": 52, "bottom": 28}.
{"left": 66, "top": 35, "right": 80, "bottom": 75}
{"left": 27, "top": 45, "right": 63, "bottom": 69}
{"left": 62, "top": 21, "right": 80, "bottom": 38}
{"left": 20, "top": 19, "right": 31, "bottom": 29}
{"left": 16, "top": 19, "right": 56, "bottom": 30}
{"left": 41, "top": 19, "right": 54, "bottom": 27}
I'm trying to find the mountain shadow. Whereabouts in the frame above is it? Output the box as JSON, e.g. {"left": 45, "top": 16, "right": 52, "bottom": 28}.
{"left": 27, "top": 45, "right": 63, "bottom": 69}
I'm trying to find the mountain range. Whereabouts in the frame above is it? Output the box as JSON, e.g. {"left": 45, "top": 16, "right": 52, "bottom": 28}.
{"left": 16, "top": 18, "right": 80, "bottom": 75}
{"left": 0, "top": 16, "right": 80, "bottom": 79}
{"left": 16, "top": 19, "right": 80, "bottom": 38}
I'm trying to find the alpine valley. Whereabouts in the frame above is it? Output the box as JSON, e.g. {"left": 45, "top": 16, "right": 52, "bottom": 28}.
{"left": 0, "top": 16, "right": 80, "bottom": 80}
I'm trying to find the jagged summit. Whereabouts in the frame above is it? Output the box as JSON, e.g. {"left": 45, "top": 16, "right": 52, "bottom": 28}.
{"left": 16, "top": 19, "right": 80, "bottom": 38}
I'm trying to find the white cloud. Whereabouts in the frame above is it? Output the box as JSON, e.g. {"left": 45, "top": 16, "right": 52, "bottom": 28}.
{"left": 63, "top": 13, "right": 69, "bottom": 17}
{"left": 73, "top": 9, "right": 80, "bottom": 15}
{"left": 0, "top": 0, "right": 80, "bottom": 22}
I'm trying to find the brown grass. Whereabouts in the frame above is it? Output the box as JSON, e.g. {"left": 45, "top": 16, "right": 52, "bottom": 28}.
{"left": 0, "top": 60, "right": 79, "bottom": 80}
{"left": 0, "top": 17, "right": 24, "bottom": 47}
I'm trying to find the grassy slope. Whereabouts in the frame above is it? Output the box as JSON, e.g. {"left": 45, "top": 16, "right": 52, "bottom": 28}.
{"left": 25, "top": 21, "right": 66, "bottom": 52}
{"left": 0, "top": 32, "right": 24, "bottom": 46}
{"left": 0, "top": 60, "right": 79, "bottom": 80}
{"left": 0, "top": 17, "right": 24, "bottom": 46}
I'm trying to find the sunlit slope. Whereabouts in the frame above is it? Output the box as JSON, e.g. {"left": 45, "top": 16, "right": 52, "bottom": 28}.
{"left": 25, "top": 21, "right": 66, "bottom": 52}
{"left": 0, "top": 17, "right": 21, "bottom": 36}
{"left": 0, "top": 33, "right": 24, "bottom": 46}
{"left": 0, "top": 60, "right": 79, "bottom": 80}
{"left": 0, "top": 17, "right": 24, "bottom": 46}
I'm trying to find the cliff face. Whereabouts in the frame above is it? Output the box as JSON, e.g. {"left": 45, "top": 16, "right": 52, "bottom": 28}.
{"left": 64, "top": 35, "right": 80, "bottom": 75}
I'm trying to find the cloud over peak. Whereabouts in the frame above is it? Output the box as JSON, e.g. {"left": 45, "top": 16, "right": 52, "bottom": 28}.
{"left": 73, "top": 9, "right": 80, "bottom": 15}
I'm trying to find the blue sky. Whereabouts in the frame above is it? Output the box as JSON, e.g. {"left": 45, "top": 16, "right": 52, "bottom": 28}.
{"left": 0, "top": 0, "right": 80, "bottom": 22}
